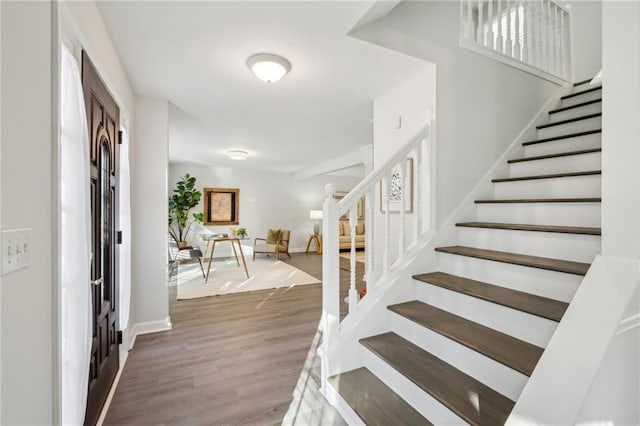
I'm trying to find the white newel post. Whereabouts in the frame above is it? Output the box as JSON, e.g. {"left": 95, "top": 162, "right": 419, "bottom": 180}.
{"left": 320, "top": 183, "right": 340, "bottom": 389}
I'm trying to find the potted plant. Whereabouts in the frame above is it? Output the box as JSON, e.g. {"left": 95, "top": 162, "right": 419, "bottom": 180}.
{"left": 235, "top": 227, "right": 248, "bottom": 238}
{"left": 168, "top": 174, "right": 204, "bottom": 248}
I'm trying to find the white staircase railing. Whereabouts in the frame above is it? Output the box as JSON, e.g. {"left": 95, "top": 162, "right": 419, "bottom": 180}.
{"left": 461, "top": 0, "right": 572, "bottom": 82}
{"left": 320, "top": 118, "right": 434, "bottom": 387}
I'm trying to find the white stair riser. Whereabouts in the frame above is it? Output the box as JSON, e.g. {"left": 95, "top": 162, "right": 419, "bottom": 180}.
{"left": 436, "top": 252, "right": 582, "bottom": 302}
{"left": 548, "top": 102, "right": 601, "bottom": 123}
{"left": 537, "top": 117, "right": 601, "bottom": 139}
{"left": 560, "top": 88, "right": 602, "bottom": 108}
{"left": 415, "top": 282, "right": 558, "bottom": 347}
{"left": 509, "top": 152, "right": 601, "bottom": 176}
{"left": 390, "top": 314, "right": 528, "bottom": 401}
{"left": 361, "top": 346, "right": 467, "bottom": 425}
{"left": 457, "top": 228, "right": 600, "bottom": 263}
{"left": 493, "top": 175, "right": 601, "bottom": 199}
{"left": 524, "top": 133, "right": 601, "bottom": 157}
{"left": 476, "top": 202, "right": 601, "bottom": 227}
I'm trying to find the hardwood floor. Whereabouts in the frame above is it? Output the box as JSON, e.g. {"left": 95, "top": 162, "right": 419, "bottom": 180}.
{"left": 104, "top": 253, "right": 361, "bottom": 425}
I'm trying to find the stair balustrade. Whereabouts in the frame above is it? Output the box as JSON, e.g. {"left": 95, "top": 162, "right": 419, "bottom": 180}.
{"left": 320, "top": 118, "right": 434, "bottom": 389}
{"left": 461, "top": 0, "right": 571, "bottom": 82}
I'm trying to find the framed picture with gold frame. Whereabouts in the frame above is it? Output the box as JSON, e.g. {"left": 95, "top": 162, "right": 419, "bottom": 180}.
{"left": 335, "top": 192, "right": 365, "bottom": 220}
{"left": 203, "top": 187, "right": 239, "bottom": 225}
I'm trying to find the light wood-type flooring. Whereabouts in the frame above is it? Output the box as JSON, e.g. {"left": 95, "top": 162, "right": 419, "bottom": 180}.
{"left": 103, "top": 252, "right": 364, "bottom": 425}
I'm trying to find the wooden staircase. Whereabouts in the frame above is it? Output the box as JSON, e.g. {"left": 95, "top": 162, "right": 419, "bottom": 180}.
{"left": 328, "top": 81, "right": 602, "bottom": 425}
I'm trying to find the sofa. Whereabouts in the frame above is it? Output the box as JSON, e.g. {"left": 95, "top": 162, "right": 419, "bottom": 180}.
{"left": 339, "top": 220, "right": 365, "bottom": 250}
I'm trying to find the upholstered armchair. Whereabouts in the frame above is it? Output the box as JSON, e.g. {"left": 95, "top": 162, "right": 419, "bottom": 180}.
{"left": 253, "top": 229, "right": 291, "bottom": 260}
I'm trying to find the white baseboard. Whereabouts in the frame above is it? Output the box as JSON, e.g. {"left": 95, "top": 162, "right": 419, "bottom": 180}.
{"left": 130, "top": 316, "right": 172, "bottom": 346}
{"left": 95, "top": 316, "right": 172, "bottom": 425}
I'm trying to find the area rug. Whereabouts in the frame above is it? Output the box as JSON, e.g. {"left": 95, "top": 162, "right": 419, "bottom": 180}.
{"left": 339, "top": 250, "right": 366, "bottom": 263}
{"left": 174, "top": 256, "right": 320, "bottom": 300}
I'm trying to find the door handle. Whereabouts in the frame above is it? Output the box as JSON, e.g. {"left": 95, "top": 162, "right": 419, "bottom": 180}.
{"left": 91, "top": 277, "right": 103, "bottom": 287}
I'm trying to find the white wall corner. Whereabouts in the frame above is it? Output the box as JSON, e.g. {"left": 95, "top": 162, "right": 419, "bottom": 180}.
{"left": 131, "top": 316, "right": 173, "bottom": 342}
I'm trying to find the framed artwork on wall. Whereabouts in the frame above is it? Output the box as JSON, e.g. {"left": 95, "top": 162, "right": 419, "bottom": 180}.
{"left": 379, "top": 158, "right": 413, "bottom": 213}
{"left": 203, "top": 187, "right": 240, "bottom": 225}
{"left": 335, "top": 192, "right": 365, "bottom": 220}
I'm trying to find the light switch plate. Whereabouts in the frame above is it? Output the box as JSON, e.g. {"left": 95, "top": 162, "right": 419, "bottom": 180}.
{"left": 1, "top": 228, "right": 32, "bottom": 276}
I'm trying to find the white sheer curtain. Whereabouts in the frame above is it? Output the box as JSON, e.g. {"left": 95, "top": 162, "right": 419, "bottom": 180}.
{"left": 61, "top": 44, "right": 92, "bottom": 426}
{"left": 119, "top": 128, "right": 131, "bottom": 331}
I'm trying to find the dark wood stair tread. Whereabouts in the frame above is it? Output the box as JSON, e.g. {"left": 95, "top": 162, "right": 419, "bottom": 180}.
{"left": 492, "top": 170, "right": 600, "bottom": 183}
{"left": 508, "top": 148, "right": 601, "bottom": 163}
{"left": 522, "top": 128, "right": 601, "bottom": 146}
{"left": 435, "top": 245, "right": 590, "bottom": 275}
{"left": 361, "top": 332, "right": 514, "bottom": 426}
{"left": 549, "top": 98, "right": 601, "bottom": 114}
{"left": 536, "top": 112, "right": 601, "bottom": 129}
{"left": 456, "top": 221, "right": 601, "bottom": 235}
{"left": 328, "top": 367, "right": 432, "bottom": 426}
{"left": 413, "top": 271, "right": 569, "bottom": 321}
{"left": 475, "top": 197, "right": 601, "bottom": 204}
{"left": 561, "top": 85, "right": 601, "bottom": 100}
{"left": 387, "top": 302, "right": 543, "bottom": 376}
{"left": 573, "top": 78, "right": 593, "bottom": 87}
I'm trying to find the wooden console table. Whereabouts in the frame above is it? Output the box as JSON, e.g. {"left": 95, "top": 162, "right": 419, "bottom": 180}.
{"left": 203, "top": 235, "right": 250, "bottom": 283}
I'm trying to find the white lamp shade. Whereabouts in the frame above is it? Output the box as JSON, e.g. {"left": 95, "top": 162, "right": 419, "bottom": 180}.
{"left": 309, "top": 210, "right": 323, "bottom": 220}
{"left": 247, "top": 54, "right": 291, "bottom": 83}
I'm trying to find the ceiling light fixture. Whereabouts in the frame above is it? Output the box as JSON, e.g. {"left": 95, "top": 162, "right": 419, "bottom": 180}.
{"left": 247, "top": 53, "right": 291, "bottom": 83}
{"left": 227, "top": 150, "right": 249, "bottom": 160}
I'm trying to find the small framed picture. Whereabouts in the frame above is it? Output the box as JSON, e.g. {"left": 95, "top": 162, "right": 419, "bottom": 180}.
{"left": 380, "top": 158, "right": 413, "bottom": 213}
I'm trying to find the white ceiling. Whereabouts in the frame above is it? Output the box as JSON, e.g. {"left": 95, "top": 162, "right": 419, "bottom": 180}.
{"left": 97, "top": 1, "right": 429, "bottom": 173}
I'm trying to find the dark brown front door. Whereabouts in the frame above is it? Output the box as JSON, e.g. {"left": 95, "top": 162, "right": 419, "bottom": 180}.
{"left": 82, "top": 51, "right": 120, "bottom": 426}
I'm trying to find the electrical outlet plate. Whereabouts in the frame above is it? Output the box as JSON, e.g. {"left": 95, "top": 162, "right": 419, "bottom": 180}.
{"left": 1, "top": 228, "right": 32, "bottom": 276}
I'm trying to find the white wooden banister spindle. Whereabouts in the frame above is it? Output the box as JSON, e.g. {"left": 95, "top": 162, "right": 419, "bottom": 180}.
{"left": 505, "top": 0, "right": 513, "bottom": 57}
{"left": 546, "top": 0, "right": 553, "bottom": 73}
{"left": 560, "top": 9, "right": 568, "bottom": 79}
{"left": 414, "top": 144, "right": 422, "bottom": 243}
{"left": 487, "top": 0, "right": 494, "bottom": 49}
{"left": 466, "top": 0, "right": 473, "bottom": 40}
{"left": 348, "top": 207, "right": 358, "bottom": 313}
{"left": 365, "top": 188, "right": 374, "bottom": 295}
{"left": 535, "top": 0, "right": 543, "bottom": 68}
{"left": 496, "top": 0, "right": 504, "bottom": 53}
{"left": 524, "top": 0, "right": 532, "bottom": 64}
{"left": 383, "top": 174, "right": 391, "bottom": 276}
{"left": 398, "top": 158, "right": 406, "bottom": 262}
{"left": 477, "top": 0, "right": 484, "bottom": 46}
{"left": 514, "top": 1, "right": 521, "bottom": 60}
{"left": 553, "top": 5, "right": 561, "bottom": 76}
{"left": 541, "top": 0, "right": 549, "bottom": 72}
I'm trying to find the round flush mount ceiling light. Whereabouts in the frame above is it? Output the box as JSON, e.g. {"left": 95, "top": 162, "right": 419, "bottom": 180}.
{"left": 247, "top": 53, "right": 291, "bottom": 83}
{"left": 227, "top": 150, "right": 249, "bottom": 160}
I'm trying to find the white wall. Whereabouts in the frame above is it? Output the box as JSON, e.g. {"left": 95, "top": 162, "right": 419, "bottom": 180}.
{"left": 1, "top": 2, "right": 54, "bottom": 424}
{"left": 570, "top": 0, "right": 602, "bottom": 82}
{"left": 62, "top": 1, "right": 134, "bottom": 121}
{"left": 169, "top": 162, "right": 362, "bottom": 257}
{"left": 132, "top": 98, "right": 170, "bottom": 327}
{"left": 601, "top": 0, "right": 640, "bottom": 259}
{"left": 372, "top": 68, "right": 436, "bottom": 279}
{"left": 355, "top": 0, "right": 558, "bottom": 229}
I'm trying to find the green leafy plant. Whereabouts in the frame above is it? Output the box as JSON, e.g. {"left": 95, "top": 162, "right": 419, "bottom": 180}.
{"left": 235, "top": 227, "right": 247, "bottom": 237}
{"left": 168, "top": 174, "right": 203, "bottom": 245}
